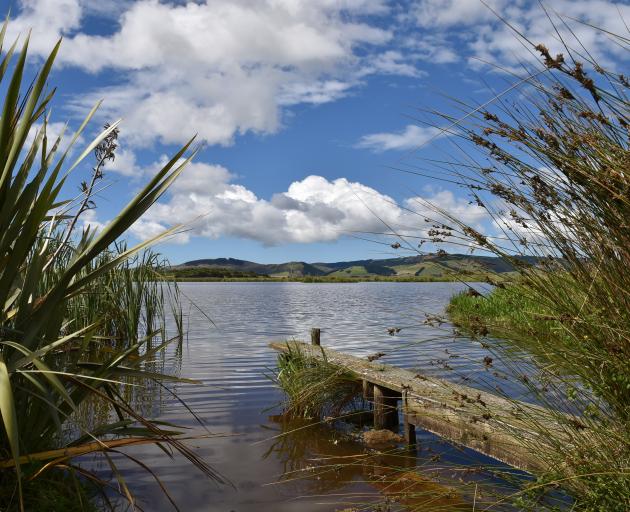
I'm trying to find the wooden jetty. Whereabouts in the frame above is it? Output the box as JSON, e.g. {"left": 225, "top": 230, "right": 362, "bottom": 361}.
{"left": 270, "top": 329, "right": 572, "bottom": 473}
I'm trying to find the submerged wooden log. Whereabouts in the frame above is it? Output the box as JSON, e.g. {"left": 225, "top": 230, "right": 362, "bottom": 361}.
{"left": 269, "top": 340, "right": 575, "bottom": 473}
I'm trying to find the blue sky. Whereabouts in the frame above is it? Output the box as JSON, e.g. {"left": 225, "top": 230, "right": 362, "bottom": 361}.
{"left": 4, "top": 0, "right": 629, "bottom": 264}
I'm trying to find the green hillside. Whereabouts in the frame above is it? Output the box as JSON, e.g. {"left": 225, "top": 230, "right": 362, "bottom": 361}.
{"left": 170, "top": 254, "right": 532, "bottom": 281}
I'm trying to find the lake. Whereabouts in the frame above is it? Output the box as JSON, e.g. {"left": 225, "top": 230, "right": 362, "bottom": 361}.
{"left": 98, "top": 281, "right": 535, "bottom": 511}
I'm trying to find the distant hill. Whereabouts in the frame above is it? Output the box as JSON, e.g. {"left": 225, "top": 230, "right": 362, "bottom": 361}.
{"left": 174, "top": 254, "right": 537, "bottom": 280}
{"left": 179, "top": 258, "right": 327, "bottom": 277}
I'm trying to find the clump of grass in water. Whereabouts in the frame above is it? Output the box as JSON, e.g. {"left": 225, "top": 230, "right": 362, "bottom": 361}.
{"left": 409, "top": 12, "right": 630, "bottom": 510}
{"left": 274, "top": 343, "right": 363, "bottom": 420}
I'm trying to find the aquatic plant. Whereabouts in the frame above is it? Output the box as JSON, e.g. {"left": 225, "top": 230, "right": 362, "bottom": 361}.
{"left": 273, "top": 342, "right": 363, "bottom": 419}
{"left": 0, "top": 23, "right": 224, "bottom": 511}
{"left": 417, "top": 15, "right": 630, "bottom": 511}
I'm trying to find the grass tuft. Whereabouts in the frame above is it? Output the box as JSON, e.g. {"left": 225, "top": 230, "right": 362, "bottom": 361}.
{"left": 273, "top": 343, "right": 363, "bottom": 420}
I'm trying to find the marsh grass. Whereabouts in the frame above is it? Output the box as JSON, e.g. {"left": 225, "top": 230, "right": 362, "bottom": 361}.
{"left": 399, "top": 11, "right": 630, "bottom": 510}
{"left": 273, "top": 342, "right": 364, "bottom": 420}
{"left": 0, "top": 465, "right": 98, "bottom": 512}
{"left": 447, "top": 282, "right": 630, "bottom": 510}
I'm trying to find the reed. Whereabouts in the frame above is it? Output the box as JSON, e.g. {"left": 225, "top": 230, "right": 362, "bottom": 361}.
{"left": 414, "top": 15, "right": 630, "bottom": 510}
{"left": 0, "top": 23, "right": 224, "bottom": 511}
{"left": 273, "top": 343, "right": 363, "bottom": 420}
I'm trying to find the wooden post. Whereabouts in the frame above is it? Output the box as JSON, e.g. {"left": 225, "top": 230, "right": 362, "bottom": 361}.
{"left": 388, "top": 392, "right": 400, "bottom": 428}
{"left": 362, "top": 379, "right": 373, "bottom": 401}
{"left": 373, "top": 385, "right": 386, "bottom": 429}
{"left": 402, "top": 391, "right": 416, "bottom": 447}
{"left": 373, "top": 385, "right": 399, "bottom": 430}
{"left": 310, "top": 328, "right": 321, "bottom": 346}
{"left": 403, "top": 415, "right": 416, "bottom": 446}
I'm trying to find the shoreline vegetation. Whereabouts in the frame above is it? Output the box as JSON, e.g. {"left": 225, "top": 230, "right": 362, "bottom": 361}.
{"left": 447, "top": 285, "right": 548, "bottom": 338}
{"left": 419, "top": 23, "right": 630, "bottom": 510}
{"left": 0, "top": 26, "right": 223, "bottom": 511}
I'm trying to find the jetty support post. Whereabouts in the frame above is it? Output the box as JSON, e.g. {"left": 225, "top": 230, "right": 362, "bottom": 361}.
{"left": 373, "top": 385, "right": 400, "bottom": 430}
{"left": 402, "top": 392, "right": 417, "bottom": 447}
{"left": 362, "top": 379, "right": 373, "bottom": 401}
{"left": 311, "top": 328, "right": 321, "bottom": 346}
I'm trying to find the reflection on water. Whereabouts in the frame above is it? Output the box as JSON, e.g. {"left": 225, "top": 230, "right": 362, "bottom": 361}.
{"left": 263, "top": 415, "right": 486, "bottom": 511}
{"left": 92, "top": 282, "right": 541, "bottom": 511}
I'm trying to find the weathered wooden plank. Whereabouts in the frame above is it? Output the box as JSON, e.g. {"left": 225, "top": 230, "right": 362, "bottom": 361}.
{"left": 373, "top": 385, "right": 387, "bottom": 429}
{"left": 269, "top": 340, "right": 571, "bottom": 473}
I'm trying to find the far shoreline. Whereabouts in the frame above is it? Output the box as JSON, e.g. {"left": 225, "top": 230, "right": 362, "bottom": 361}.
{"left": 162, "top": 275, "right": 496, "bottom": 283}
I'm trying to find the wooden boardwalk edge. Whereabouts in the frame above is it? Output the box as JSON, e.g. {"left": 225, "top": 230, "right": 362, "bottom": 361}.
{"left": 269, "top": 340, "right": 569, "bottom": 473}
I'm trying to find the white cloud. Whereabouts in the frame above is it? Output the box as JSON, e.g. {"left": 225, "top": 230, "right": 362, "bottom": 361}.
{"left": 103, "top": 145, "right": 142, "bottom": 177}
{"left": 10, "top": 0, "right": 403, "bottom": 148}
{"left": 360, "top": 50, "right": 425, "bottom": 77}
{"left": 128, "top": 158, "right": 490, "bottom": 247}
{"left": 11, "top": 1, "right": 628, "bottom": 152}
{"left": 278, "top": 80, "right": 356, "bottom": 106}
{"left": 405, "top": 190, "right": 488, "bottom": 228}
{"left": 25, "top": 121, "right": 84, "bottom": 155}
{"left": 7, "top": 0, "right": 83, "bottom": 57}
{"left": 411, "top": 0, "right": 508, "bottom": 28}
{"left": 356, "top": 124, "right": 442, "bottom": 152}
{"left": 80, "top": 208, "right": 107, "bottom": 233}
{"left": 409, "top": 0, "right": 630, "bottom": 72}
{"left": 403, "top": 34, "right": 460, "bottom": 64}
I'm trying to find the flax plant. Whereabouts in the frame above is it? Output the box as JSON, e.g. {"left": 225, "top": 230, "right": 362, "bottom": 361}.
{"left": 0, "top": 24, "right": 225, "bottom": 511}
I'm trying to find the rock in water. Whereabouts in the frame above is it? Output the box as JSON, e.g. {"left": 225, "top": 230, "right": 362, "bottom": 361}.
{"left": 362, "top": 429, "right": 403, "bottom": 448}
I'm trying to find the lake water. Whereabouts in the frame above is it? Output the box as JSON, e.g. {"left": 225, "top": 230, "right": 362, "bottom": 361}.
{"left": 98, "top": 282, "right": 536, "bottom": 511}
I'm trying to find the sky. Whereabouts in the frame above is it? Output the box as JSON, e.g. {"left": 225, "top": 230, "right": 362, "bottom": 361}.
{"left": 3, "top": 0, "right": 629, "bottom": 264}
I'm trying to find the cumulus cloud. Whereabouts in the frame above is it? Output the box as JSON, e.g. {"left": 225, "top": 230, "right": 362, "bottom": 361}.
{"left": 408, "top": 0, "right": 630, "bottom": 72}
{"left": 405, "top": 190, "right": 488, "bottom": 228}
{"left": 103, "top": 145, "right": 142, "bottom": 177}
{"left": 360, "top": 50, "right": 426, "bottom": 78}
{"left": 9, "top": 0, "right": 406, "bottom": 148}
{"left": 356, "top": 125, "right": 442, "bottom": 152}
{"left": 128, "top": 158, "right": 489, "bottom": 246}
{"left": 7, "top": 0, "right": 83, "bottom": 57}
{"left": 10, "top": 1, "right": 628, "bottom": 151}
{"left": 278, "top": 80, "right": 356, "bottom": 106}
{"left": 411, "top": 0, "right": 506, "bottom": 28}
{"left": 402, "top": 34, "right": 460, "bottom": 64}
{"left": 25, "top": 121, "right": 84, "bottom": 155}
{"left": 80, "top": 209, "right": 107, "bottom": 233}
